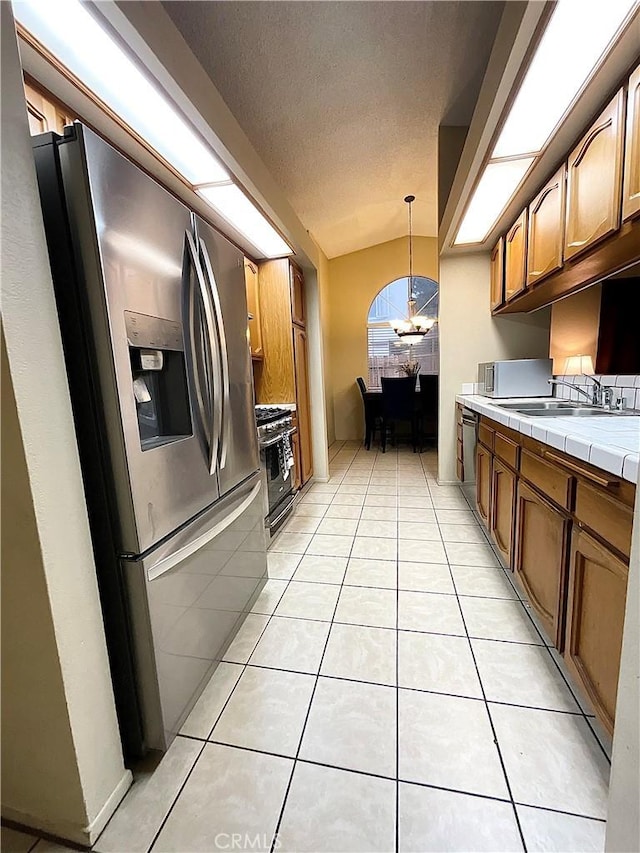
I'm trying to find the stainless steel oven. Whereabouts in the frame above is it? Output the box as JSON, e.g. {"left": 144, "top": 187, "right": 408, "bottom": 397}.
{"left": 255, "top": 407, "right": 297, "bottom": 535}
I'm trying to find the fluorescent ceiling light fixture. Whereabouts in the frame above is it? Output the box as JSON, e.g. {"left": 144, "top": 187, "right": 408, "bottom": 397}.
{"left": 198, "top": 184, "right": 292, "bottom": 258}
{"left": 493, "top": 0, "right": 638, "bottom": 158}
{"left": 14, "top": 0, "right": 229, "bottom": 185}
{"left": 454, "top": 158, "right": 534, "bottom": 245}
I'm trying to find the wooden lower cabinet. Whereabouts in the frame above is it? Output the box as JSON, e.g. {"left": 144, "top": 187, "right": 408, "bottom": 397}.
{"left": 475, "top": 443, "right": 492, "bottom": 526}
{"left": 564, "top": 528, "right": 628, "bottom": 734}
{"left": 514, "top": 481, "right": 571, "bottom": 648}
{"left": 491, "top": 458, "right": 516, "bottom": 568}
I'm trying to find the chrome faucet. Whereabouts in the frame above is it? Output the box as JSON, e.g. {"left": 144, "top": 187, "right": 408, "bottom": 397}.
{"left": 548, "top": 376, "right": 614, "bottom": 409}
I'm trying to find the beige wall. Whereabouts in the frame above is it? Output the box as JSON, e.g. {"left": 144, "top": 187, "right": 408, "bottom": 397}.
{"left": 1, "top": 7, "right": 130, "bottom": 842}
{"left": 438, "top": 253, "right": 551, "bottom": 483}
{"left": 327, "top": 236, "right": 439, "bottom": 441}
{"left": 549, "top": 285, "right": 602, "bottom": 373}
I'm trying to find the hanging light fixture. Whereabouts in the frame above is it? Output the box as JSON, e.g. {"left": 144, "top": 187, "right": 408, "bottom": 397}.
{"left": 391, "top": 195, "right": 436, "bottom": 344}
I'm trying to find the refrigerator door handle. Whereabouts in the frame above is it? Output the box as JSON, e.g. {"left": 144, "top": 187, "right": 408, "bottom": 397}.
{"left": 145, "top": 480, "right": 261, "bottom": 582}
{"left": 199, "top": 237, "right": 231, "bottom": 470}
{"left": 185, "top": 230, "right": 221, "bottom": 475}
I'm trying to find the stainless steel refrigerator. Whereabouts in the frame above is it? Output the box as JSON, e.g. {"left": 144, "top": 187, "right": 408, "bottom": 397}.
{"left": 32, "top": 124, "right": 267, "bottom": 755}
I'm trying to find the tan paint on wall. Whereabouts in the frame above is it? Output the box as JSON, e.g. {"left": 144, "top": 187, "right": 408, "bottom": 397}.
{"left": 327, "top": 236, "right": 439, "bottom": 441}
{"left": 438, "top": 253, "right": 551, "bottom": 483}
{"left": 549, "top": 285, "right": 602, "bottom": 374}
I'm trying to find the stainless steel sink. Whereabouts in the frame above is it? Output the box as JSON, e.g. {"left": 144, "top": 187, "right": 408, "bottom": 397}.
{"left": 495, "top": 401, "right": 636, "bottom": 417}
{"left": 518, "top": 408, "right": 618, "bottom": 417}
{"left": 497, "top": 401, "right": 577, "bottom": 411}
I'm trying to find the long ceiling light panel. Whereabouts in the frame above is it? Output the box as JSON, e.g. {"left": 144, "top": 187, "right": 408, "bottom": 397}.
{"left": 198, "top": 184, "right": 293, "bottom": 258}
{"left": 454, "top": 0, "right": 638, "bottom": 246}
{"left": 454, "top": 158, "right": 535, "bottom": 245}
{"left": 13, "top": 0, "right": 293, "bottom": 258}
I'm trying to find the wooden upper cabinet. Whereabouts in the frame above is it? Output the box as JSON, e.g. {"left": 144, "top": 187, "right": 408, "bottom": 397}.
{"left": 504, "top": 210, "right": 527, "bottom": 300}
{"left": 622, "top": 65, "right": 640, "bottom": 221}
{"left": 244, "top": 260, "right": 263, "bottom": 359}
{"left": 527, "top": 166, "right": 566, "bottom": 286}
{"left": 254, "top": 259, "right": 296, "bottom": 404}
{"left": 490, "top": 237, "right": 504, "bottom": 310}
{"left": 290, "top": 264, "right": 305, "bottom": 326}
{"left": 564, "top": 528, "right": 628, "bottom": 734}
{"left": 24, "top": 80, "right": 74, "bottom": 135}
{"left": 565, "top": 90, "right": 625, "bottom": 260}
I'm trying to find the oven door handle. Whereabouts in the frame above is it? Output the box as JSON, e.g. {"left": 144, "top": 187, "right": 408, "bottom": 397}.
{"left": 269, "top": 494, "right": 297, "bottom": 529}
{"left": 260, "top": 426, "right": 296, "bottom": 449}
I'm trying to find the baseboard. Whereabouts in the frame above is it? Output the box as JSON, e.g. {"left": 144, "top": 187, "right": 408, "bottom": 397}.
{"left": 2, "top": 769, "right": 132, "bottom": 846}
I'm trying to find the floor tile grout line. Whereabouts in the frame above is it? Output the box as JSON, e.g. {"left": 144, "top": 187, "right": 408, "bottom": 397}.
{"left": 174, "top": 733, "right": 608, "bottom": 824}
{"left": 215, "top": 659, "right": 596, "bottom": 716}
{"left": 142, "top": 554, "right": 301, "bottom": 852}
{"left": 456, "top": 485, "right": 613, "bottom": 762}
{"left": 268, "top": 459, "right": 367, "bottom": 852}
{"left": 432, "top": 491, "right": 529, "bottom": 853}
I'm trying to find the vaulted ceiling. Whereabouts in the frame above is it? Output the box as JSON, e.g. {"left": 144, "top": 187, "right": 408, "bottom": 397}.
{"left": 163, "top": 1, "right": 505, "bottom": 258}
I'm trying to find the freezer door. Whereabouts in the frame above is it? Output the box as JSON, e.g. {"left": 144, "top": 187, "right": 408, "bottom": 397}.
{"left": 58, "top": 125, "right": 224, "bottom": 553}
{"left": 195, "top": 216, "right": 260, "bottom": 497}
{"left": 122, "top": 472, "right": 267, "bottom": 751}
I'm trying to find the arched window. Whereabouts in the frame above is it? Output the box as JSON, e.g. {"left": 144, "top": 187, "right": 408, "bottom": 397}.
{"left": 367, "top": 276, "right": 439, "bottom": 389}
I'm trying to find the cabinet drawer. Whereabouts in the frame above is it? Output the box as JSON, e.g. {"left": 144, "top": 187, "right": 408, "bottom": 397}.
{"left": 521, "top": 449, "right": 573, "bottom": 510}
{"left": 478, "top": 421, "right": 494, "bottom": 450}
{"left": 494, "top": 432, "right": 519, "bottom": 470}
{"left": 575, "top": 481, "right": 633, "bottom": 559}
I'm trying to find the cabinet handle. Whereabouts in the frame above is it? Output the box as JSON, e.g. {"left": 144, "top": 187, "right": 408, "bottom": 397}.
{"left": 541, "top": 451, "right": 618, "bottom": 488}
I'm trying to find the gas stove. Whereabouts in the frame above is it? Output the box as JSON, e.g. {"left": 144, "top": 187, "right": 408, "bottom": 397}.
{"left": 255, "top": 405, "right": 291, "bottom": 427}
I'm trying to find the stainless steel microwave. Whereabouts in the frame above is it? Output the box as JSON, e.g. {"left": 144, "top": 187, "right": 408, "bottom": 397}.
{"left": 477, "top": 359, "right": 553, "bottom": 398}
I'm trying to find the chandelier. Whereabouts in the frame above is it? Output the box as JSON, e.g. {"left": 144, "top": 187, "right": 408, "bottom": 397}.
{"left": 390, "top": 195, "right": 436, "bottom": 345}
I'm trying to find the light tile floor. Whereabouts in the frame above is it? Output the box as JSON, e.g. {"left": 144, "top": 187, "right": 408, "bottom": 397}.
{"left": 3, "top": 443, "right": 612, "bottom": 853}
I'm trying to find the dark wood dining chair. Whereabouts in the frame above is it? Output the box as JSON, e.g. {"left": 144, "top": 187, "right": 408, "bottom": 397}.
{"left": 418, "top": 373, "right": 439, "bottom": 450}
{"left": 356, "top": 377, "right": 380, "bottom": 450}
{"left": 380, "top": 376, "right": 419, "bottom": 452}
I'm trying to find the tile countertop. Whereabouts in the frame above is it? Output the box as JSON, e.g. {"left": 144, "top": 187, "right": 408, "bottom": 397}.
{"left": 457, "top": 395, "right": 640, "bottom": 485}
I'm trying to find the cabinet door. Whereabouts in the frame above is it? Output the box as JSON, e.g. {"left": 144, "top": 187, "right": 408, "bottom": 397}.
{"left": 565, "top": 90, "right": 625, "bottom": 260}
{"left": 24, "top": 81, "right": 74, "bottom": 135}
{"left": 514, "top": 481, "right": 571, "bottom": 647}
{"left": 290, "top": 264, "right": 306, "bottom": 326}
{"left": 476, "top": 443, "right": 492, "bottom": 526}
{"left": 244, "top": 260, "right": 263, "bottom": 358}
{"left": 564, "top": 528, "right": 628, "bottom": 734}
{"left": 293, "top": 325, "right": 313, "bottom": 484}
{"left": 491, "top": 458, "right": 516, "bottom": 568}
{"left": 622, "top": 65, "right": 640, "bottom": 221}
{"left": 490, "top": 238, "right": 504, "bottom": 311}
{"left": 504, "top": 210, "right": 527, "bottom": 300}
{"left": 527, "top": 166, "right": 565, "bottom": 286}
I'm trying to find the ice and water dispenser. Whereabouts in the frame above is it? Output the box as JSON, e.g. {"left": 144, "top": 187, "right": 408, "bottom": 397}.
{"left": 125, "top": 311, "right": 192, "bottom": 450}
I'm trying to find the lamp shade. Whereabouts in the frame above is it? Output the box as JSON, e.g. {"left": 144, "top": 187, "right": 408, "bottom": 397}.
{"left": 563, "top": 355, "right": 595, "bottom": 376}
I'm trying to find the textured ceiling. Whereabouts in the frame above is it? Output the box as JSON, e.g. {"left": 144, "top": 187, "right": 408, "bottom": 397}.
{"left": 163, "top": 1, "right": 504, "bottom": 258}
